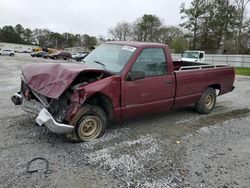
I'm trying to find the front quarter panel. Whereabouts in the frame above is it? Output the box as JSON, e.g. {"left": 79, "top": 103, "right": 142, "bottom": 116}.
{"left": 79, "top": 75, "right": 121, "bottom": 120}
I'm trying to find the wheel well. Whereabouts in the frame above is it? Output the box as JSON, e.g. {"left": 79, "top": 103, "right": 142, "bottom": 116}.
{"left": 208, "top": 84, "right": 221, "bottom": 94}
{"left": 85, "top": 93, "right": 113, "bottom": 121}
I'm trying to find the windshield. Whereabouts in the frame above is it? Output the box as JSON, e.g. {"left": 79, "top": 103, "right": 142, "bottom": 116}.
{"left": 183, "top": 52, "right": 199, "bottom": 59}
{"left": 83, "top": 44, "right": 137, "bottom": 73}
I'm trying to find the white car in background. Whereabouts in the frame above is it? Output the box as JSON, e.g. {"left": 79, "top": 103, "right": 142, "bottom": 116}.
{"left": 72, "top": 52, "right": 89, "bottom": 61}
{"left": 181, "top": 50, "right": 205, "bottom": 63}
{"left": 0, "top": 49, "right": 15, "bottom": 56}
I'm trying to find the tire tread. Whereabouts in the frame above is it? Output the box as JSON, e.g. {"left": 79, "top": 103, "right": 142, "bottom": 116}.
{"left": 195, "top": 87, "right": 216, "bottom": 114}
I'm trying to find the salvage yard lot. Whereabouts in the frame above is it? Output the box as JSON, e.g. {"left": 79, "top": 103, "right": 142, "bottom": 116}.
{"left": 0, "top": 54, "right": 250, "bottom": 187}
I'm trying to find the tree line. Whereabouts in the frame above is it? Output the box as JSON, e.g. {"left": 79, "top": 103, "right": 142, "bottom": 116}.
{"left": 108, "top": 15, "right": 188, "bottom": 53}
{"left": 0, "top": 24, "right": 97, "bottom": 49}
{"left": 180, "top": 0, "right": 250, "bottom": 54}
{"left": 0, "top": 0, "right": 249, "bottom": 54}
{"left": 108, "top": 0, "right": 250, "bottom": 54}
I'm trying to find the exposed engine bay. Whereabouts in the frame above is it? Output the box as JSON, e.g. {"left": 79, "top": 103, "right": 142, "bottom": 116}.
{"left": 21, "top": 71, "right": 110, "bottom": 123}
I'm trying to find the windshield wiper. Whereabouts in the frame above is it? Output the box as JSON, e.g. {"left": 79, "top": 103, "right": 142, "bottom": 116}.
{"left": 93, "top": 61, "right": 106, "bottom": 69}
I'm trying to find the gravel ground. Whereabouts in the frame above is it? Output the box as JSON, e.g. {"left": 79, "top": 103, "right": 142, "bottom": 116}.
{"left": 0, "top": 53, "right": 249, "bottom": 188}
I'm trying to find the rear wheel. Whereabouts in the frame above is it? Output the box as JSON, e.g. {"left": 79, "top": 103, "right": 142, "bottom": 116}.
{"left": 195, "top": 87, "right": 216, "bottom": 114}
{"left": 69, "top": 105, "right": 107, "bottom": 142}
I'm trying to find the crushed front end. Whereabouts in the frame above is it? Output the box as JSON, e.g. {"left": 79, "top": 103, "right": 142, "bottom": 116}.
{"left": 11, "top": 76, "right": 74, "bottom": 134}
{"left": 11, "top": 65, "right": 112, "bottom": 136}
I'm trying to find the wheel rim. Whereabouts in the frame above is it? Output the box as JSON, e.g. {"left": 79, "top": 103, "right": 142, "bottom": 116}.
{"left": 78, "top": 115, "right": 102, "bottom": 140}
{"left": 205, "top": 94, "right": 214, "bottom": 109}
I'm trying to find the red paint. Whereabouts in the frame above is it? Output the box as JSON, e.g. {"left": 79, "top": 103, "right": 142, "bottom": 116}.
{"left": 22, "top": 63, "right": 110, "bottom": 99}
{"left": 21, "top": 42, "right": 235, "bottom": 122}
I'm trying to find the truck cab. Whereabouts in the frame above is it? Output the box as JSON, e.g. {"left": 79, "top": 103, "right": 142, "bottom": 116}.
{"left": 181, "top": 50, "right": 205, "bottom": 63}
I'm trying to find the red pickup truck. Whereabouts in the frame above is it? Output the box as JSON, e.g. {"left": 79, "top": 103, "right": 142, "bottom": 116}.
{"left": 11, "top": 41, "right": 235, "bottom": 141}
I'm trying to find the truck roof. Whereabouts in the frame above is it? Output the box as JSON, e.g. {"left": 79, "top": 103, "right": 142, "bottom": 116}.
{"left": 184, "top": 50, "right": 205, "bottom": 53}
{"left": 105, "top": 41, "right": 167, "bottom": 48}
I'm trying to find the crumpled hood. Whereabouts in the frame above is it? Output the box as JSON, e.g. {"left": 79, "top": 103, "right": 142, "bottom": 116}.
{"left": 22, "top": 63, "right": 108, "bottom": 99}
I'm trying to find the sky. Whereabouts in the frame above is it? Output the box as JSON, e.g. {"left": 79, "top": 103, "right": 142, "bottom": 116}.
{"left": 0, "top": 0, "right": 249, "bottom": 38}
{"left": 0, "top": 0, "right": 193, "bottom": 37}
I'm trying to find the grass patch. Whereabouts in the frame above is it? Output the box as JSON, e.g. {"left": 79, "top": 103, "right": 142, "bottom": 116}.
{"left": 235, "top": 67, "right": 250, "bottom": 76}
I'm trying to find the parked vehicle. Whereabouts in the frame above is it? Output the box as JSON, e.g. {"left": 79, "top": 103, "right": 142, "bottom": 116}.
{"left": 11, "top": 41, "right": 235, "bottom": 142}
{"left": 30, "top": 52, "right": 36, "bottom": 57}
{"left": 0, "top": 49, "right": 15, "bottom": 56}
{"left": 49, "top": 51, "right": 71, "bottom": 60}
{"left": 30, "top": 51, "right": 48, "bottom": 57}
{"left": 32, "top": 47, "right": 43, "bottom": 53}
{"left": 72, "top": 52, "right": 89, "bottom": 61}
{"left": 181, "top": 50, "right": 205, "bottom": 63}
{"left": 42, "top": 53, "right": 49, "bottom": 59}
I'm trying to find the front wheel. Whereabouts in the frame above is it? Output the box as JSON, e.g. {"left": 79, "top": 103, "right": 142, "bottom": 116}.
{"left": 70, "top": 105, "right": 107, "bottom": 142}
{"left": 195, "top": 87, "right": 216, "bottom": 114}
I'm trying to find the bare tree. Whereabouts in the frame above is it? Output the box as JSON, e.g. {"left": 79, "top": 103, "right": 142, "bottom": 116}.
{"left": 108, "top": 22, "right": 131, "bottom": 41}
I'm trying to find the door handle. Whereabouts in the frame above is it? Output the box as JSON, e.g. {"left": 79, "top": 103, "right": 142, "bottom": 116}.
{"left": 165, "top": 81, "right": 172, "bottom": 85}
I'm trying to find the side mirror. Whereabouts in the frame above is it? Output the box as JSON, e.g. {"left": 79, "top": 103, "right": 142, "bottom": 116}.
{"left": 128, "top": 71, "right": 145, "bottom": 81}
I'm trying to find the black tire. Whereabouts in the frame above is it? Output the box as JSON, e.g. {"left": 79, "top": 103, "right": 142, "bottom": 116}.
{"left": 10, "top": 53, "right": 14, "bottom": 56}
{"left": 69, "top": 105, "right": 107, "bottom": 142}
{"left": 195, "top": 87, "right": 216, "bottom": 114}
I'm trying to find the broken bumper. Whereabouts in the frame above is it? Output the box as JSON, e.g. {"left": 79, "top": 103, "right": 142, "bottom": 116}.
{"left": 11, "top": 93, "right": 74, "bottom": 134}
{"left": 35, "top": 109, "right": 74, "bottom": 134}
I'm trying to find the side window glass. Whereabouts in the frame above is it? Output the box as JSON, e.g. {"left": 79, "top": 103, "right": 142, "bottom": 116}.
{"left": 199, "top": 53, "right": 204, "bottom": 59}
{"left": 131, "top": 48, "right": 167, "bottom": 77}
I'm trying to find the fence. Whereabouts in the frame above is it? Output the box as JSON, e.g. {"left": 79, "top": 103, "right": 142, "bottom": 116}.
{"left": 172, "top": 54, "right": 250, "bottom": 68}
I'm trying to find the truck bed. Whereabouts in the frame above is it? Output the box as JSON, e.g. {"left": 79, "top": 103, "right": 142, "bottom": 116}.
{"left": 173, "top": 63, "right": 235, "bottom": 108}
